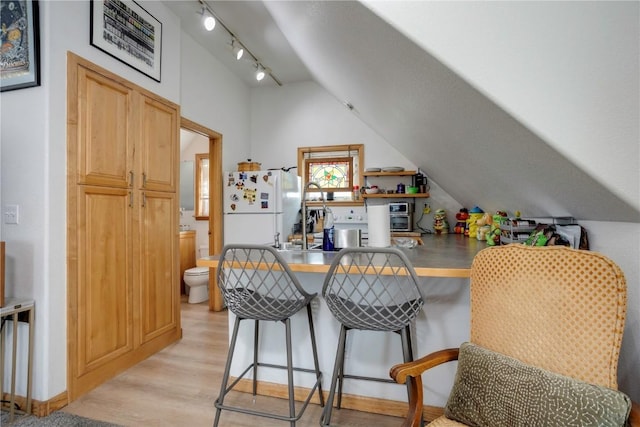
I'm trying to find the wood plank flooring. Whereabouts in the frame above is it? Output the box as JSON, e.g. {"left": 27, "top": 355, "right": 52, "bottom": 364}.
{"left": 62, "top": 300, "right": 403, "bottom": 426}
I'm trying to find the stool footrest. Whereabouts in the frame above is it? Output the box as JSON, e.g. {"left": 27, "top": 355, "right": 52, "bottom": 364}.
{"left": 341, "top": 373, "right": 396, "bottom": 384}
{"left": 215, "top": 361, "right": 323, "bottom": 423}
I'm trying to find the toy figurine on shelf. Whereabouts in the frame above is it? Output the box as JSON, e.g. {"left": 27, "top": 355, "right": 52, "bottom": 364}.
{"left": 466, "top": 206, "right": 484, "bottom": 238}
{"left": 486, "top": 211, "right": 508, "bottom": 246}
{"left": 433, "top": 209, "right": 450, "bottom": 234}
{"left": 453, "top": 208, "right": 469, "bottom": 234}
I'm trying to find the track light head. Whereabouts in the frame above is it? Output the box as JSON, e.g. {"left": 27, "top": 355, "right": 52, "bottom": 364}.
{"left": 255, "top": 64, "right": 266, "bottom": 81}
{"left": 202, "top": 8, "right": 216, "bottom": 31}
{"left": 231, "top": 39, "right": 244, "bottom": 60}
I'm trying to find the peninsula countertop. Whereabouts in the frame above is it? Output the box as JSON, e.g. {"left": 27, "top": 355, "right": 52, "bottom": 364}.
{"left": 196, "top": 234, "right": 488, "bottom": 278}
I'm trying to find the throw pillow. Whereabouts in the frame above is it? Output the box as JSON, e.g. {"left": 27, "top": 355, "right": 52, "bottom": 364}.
{"left": 444, "top": 342, "right": 631, "bottom": 427}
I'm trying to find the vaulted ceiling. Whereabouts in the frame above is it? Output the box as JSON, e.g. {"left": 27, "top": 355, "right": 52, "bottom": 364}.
{"left": 164, "top": 1, "right": 639, "bottom": 222}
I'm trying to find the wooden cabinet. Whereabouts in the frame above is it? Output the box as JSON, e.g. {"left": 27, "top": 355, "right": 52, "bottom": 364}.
{"left": 179, "top": 231, "right": 196, "bottom": 295}
{"left": 362, "top": 171, "right": 430, "bottom": 199}
{"left": 67, "top": 54, "right": 180, "bottom": 400}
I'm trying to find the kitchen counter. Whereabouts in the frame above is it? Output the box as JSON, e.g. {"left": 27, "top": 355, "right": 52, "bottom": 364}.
{"left": 196, "top": 234, "right": 488, "bottom": 416}
{"left": 196, "top": 233, "right": 487, "bottom": 277}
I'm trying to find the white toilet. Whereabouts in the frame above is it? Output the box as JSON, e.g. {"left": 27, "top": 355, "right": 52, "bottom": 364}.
{"left": 184, "top": 245, "right": 210, "bottom": 304}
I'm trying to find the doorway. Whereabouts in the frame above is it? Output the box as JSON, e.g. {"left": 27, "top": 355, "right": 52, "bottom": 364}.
{"left": 179, "top": 118, "right": 224, "bottom": 311}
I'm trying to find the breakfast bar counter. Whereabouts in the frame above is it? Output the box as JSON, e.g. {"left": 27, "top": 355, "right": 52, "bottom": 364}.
{"left": 196, "top": 235, "right": 488, "bottom": 416}
{"left": 197, "top": 234, "right": 487, "bottom": 277}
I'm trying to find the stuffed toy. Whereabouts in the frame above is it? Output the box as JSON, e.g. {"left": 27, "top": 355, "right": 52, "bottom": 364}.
{"left": 466, "top": 206, "right": 484, "bottom": 238}
{"left": 453, "top": 208, "right": 469, "bottom": 234}
{"left": 475, "top": 213, "right": 494, "bottom": 240}
{"left": 486, "top": 212, "right": 507, "bottom": 246}
{"left": 433, "top": 209, "right": 450, "bottom": 234}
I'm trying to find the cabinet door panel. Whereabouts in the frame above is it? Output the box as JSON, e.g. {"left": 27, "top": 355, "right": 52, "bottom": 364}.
{"left": 138, "top": 191, "right": 179, "bottom": 343}
{"left": 76, "top": 186, "right": 133, "bottom": 375}
{"left": 77, "top": 67, "right": 132, "bottom": 188}
{"left": 139, "top": 95, "right": 178, "bottom": 192}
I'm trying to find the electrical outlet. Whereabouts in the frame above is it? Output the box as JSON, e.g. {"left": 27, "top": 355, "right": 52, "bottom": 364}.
{"left": 423, "top": 204, "right": 431, "bottom": 214}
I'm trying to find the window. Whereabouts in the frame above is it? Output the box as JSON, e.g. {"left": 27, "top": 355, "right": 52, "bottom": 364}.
{"left": 195, "top": 153, "right": 209, "bottom": 219}
{"left": 297, "top": 144, "right": 364, "bottom": 204}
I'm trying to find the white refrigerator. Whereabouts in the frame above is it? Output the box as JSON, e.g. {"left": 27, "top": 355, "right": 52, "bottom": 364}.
{"left": 223, "top": 170, "right": 301, "bottom": 245}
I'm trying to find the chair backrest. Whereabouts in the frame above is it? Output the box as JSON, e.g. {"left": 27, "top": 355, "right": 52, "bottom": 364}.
{"left": 322, "top": 247, "right": 424, "bottom": 332}
{"left": 217, "top": 244, "right": 315, "bottom": 321}
{"left": 470, "top": 244, "right": 627, "bottom": 388}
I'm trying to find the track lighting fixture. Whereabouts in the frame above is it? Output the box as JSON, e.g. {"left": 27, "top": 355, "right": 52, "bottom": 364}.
{"left": 202, "top": 7, "right": 216, "bottom": 31}
{"left": 198, "top": 1, "right": 281, "bottom": 85}
{"left": 255, "top": 64, "right": 266, "bottom": 81}
{"left": 231, "top": 39, "right": 244, "bottom": 60}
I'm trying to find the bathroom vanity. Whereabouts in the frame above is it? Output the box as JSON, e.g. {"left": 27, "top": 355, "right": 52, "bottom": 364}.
{"left": 196, "top": 234, "right": 487, "bottom": 417}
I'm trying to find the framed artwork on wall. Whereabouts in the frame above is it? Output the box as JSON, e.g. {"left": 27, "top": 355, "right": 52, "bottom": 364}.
{"left": 90, "top": 0, "right": 162, "bottom": 82}
{"left": 0, "top": 0, "right": 41, "bottom": 92}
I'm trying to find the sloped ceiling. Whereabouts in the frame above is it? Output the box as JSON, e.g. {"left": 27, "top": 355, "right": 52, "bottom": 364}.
{"left": 167, "top": 1, "right": 639, "bottom": 222}
{"left": 263, "top": 1, "right": 639, "bottom": 222}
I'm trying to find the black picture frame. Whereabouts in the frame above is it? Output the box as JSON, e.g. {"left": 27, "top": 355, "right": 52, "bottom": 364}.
{"left": 90, "top": 0, "right": 162, "bottom": 82}
{"left": 0, "top": 0, "right": 41, "bottom": 92}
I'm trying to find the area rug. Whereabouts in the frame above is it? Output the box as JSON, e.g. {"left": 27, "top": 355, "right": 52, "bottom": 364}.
{"left": 0, "top": 411, "right": 122, "bottom": 426}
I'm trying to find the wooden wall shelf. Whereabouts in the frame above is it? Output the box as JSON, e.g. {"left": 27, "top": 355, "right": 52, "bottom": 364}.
{"left": 362, "top": 193, "right": 430, "bottom": 199}
{"left": 363, "top": 170, "right": 416, "bottom": 177}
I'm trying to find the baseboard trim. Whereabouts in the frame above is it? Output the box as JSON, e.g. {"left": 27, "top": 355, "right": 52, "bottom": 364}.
{"left": 7, "top": 380, "right": 446, "bottom": 422}
{"left": 1, "top": 390, "right": 68, "bottom": 417}
{"left": 229, "top": 377, "right": 444, "bottom": 421}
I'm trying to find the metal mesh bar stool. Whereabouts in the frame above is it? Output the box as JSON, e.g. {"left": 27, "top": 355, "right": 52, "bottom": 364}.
{"left": 213, "top": 244, "right": 324, "bottom": 427}
{"left": 320, "top": 247, "right": 424, "bottom": 426}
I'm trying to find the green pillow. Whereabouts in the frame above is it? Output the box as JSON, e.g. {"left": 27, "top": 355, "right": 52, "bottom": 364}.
{"left": 445, "top": 342, "right": 631, "bottom": 427}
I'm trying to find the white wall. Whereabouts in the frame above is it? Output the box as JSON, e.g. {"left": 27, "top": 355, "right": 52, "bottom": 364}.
{"left": 249, "top": 81, "right": 463, "bottom": 227}
{"left": 250, "top": 81, "right": 409, "bottom": 170}
{"left": 179, "top": 32, "right": 251, "bottom": 172}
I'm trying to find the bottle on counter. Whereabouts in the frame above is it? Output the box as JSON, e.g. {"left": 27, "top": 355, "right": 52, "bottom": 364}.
{"left": 353, "top": 185, "right": 360, "bottom": 201}
{"left": 322, "top": 208, "right": 335, "bottom": 251}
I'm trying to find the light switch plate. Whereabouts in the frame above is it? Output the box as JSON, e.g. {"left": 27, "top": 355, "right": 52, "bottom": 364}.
{"left": 4, "top": 204, "right": 19, "bottom": 224}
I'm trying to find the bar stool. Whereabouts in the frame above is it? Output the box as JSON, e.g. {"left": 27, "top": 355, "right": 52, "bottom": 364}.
{"left": 213, "top": 244, "right": 324, "bottom": 427}
{"left": 320, "top": 247, "right": 424, "bottom": 426}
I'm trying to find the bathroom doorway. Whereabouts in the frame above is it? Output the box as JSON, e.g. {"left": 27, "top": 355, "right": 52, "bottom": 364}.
{"left": 179, "top": 117, "right": 223, "bottom": 311}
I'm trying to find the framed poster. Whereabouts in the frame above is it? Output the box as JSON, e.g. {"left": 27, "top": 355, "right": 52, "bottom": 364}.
{"left": 90, "top": 0, "right": 162, "bottom": 82}
{"left": 0, "top": 0, "right": 41, "bottom": 92}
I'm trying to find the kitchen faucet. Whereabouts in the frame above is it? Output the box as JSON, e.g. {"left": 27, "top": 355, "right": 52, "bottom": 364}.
{"left": 301, "top": 181, "right": 326, "bottom": 250}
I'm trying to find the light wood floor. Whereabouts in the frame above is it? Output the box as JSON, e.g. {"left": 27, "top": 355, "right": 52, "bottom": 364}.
{"left": 62, "top": 299, "right": 403, "bottom": 426}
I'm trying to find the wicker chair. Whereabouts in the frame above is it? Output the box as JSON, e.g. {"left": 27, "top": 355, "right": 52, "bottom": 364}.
{"left": 390, "top": 244, "right": 640, "bottom": 427}
{"left": 213, "top": 244, "right": 324, "bottom": 427}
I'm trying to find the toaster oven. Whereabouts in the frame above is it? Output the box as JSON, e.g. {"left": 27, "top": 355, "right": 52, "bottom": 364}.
{"left": 389, "top": 202, "right": 413, "bottom": 232}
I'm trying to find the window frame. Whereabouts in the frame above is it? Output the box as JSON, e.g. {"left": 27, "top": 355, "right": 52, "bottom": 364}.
{"left": 297, "top": 144, "right": 364, "bottom": 206}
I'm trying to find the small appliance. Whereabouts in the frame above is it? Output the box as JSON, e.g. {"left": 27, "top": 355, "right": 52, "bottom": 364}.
{"left": 389, "top": 202, "right": 413, "bottom": 231}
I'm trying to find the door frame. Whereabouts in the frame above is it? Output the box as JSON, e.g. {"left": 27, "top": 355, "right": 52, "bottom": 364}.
{"left": 179, "top": 117, "right": 224, "bottom": 311}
